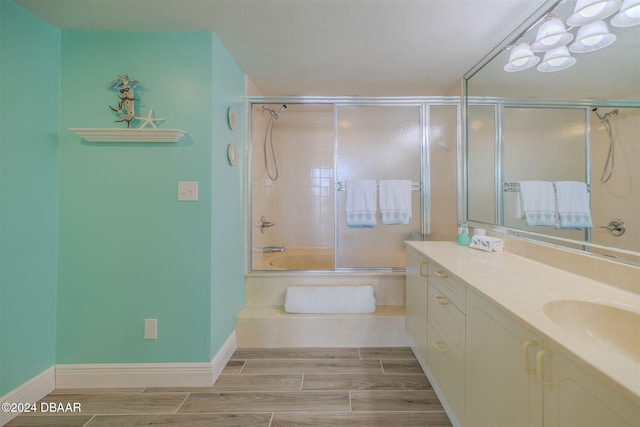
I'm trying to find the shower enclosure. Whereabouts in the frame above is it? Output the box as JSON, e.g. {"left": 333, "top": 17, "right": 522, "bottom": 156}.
{"left": 250, "top": 98, "right": 460, "bottom": 271}
{"left": 467, "top": 100, "right": 640, "bottom": 260}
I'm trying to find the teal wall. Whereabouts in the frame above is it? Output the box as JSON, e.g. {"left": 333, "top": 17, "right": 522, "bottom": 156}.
{"left": 210, "top": 36, "right": 246, "bottom": 355}
{"left": 1, "top": 0, "right": 247, "bottom": 395}
{"left": 57, "top": 31, "right": 246, "bottom": 364}
{"left": 0, "top": 0, "right": 60, "bottom": 395}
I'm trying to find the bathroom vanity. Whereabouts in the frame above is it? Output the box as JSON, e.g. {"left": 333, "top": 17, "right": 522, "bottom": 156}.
{"left": 405, "top": 241, "right": 639, "bottom": 427}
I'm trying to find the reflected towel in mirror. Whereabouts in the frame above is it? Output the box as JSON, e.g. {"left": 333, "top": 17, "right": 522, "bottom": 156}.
{"left": 516, "top": 181, "right": 557, "bottom": 226}
{"left": 554, "top": 181, "right": 592, "bottom": 229}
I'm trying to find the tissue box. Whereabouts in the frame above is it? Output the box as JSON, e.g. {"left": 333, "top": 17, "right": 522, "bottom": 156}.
{"left": 469, "top": 235, "right": 504, "bottom": 252}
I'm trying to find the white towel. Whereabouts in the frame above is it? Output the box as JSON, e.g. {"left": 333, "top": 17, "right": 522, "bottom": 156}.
{"left": 346, "top": 179, "right": 377, "bottom": 228}
{"left": 469, "top": 235, "right": 504, "bottom": 252}
{"left": 284, "top": 285, "right": 376, "bottom": 314}
{"left": 516, "top": 181, "right": 557, "bottom": 226}
{"left": 554, "top": 181, "right": 592, "bottom": 229}
{"left": 378, "top": 180, "right": 412, "bottom": 225}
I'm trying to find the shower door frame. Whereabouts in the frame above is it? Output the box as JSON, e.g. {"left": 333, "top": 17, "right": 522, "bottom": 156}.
{"left": 247, "top": 96, "right": 461, "bottom": 273}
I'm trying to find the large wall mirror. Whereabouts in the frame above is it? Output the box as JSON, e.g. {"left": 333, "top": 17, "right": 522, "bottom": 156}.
{"left": 464, "top": 0, "right": 640, "bottom": 265}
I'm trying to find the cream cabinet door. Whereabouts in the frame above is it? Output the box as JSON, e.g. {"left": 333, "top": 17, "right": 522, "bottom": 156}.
{"left": 466, "top": 290, "right": 543, "bottom": 427}
{"left": 405, "top": 247, "right": 428, "bottom": 364}
{"left": 543, "top": 341, "right": 640, "bottom": 427}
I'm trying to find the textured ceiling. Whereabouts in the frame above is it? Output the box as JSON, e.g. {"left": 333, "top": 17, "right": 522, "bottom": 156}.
{"left": 14, "top": 0, "right": 551, "bottom": 96}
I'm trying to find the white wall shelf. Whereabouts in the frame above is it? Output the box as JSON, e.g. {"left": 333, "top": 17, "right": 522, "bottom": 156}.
{"left": 69, "top": 128, "right": 187, "bottom": 143}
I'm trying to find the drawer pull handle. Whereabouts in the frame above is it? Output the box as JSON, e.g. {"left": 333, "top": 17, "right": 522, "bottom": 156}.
{"left": 434, "top": 270, "right": 449, "bottom": 278}
{"left": 535, "top": 349, "right": 553, "bottom": 386}
{"left": 521, "top": 340, "right": 538, "bottom": 375}
{"left": 419, "top": 261, "right": 428, "bottom": 277}
{"left": 434, "top": 340, "right": 448, "bottom": 353}
{"left": 435, "top": 295, "right": 450, "bottom": 305}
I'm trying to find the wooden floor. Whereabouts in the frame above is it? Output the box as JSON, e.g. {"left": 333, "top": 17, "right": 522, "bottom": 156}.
{"left": 7, "top": 347, "right": 453, "bottom": 427}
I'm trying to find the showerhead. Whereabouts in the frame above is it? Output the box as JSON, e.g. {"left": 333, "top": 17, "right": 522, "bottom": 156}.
{"left": 592, "top": 107, "right": 618, "bottom": 122}
{"left": 263, "top": 104, "right": 288, "bottom": 119}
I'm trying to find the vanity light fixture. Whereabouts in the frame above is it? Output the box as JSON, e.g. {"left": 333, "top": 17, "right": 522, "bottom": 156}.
{"left": 567, "top": 0, "right": 623, "bottom": 26}
{"left": 611, "top": 0, "right": 640, "bottom": 26}
{"left": 537, "top": 46, "right": 577, "bottom": 72}
{"left": 504, "top": 40, "right": 541, "bottom": 72}
{"left": 531, "top": 14, "right": 574, "bottom": 52}
{"left": 569, "top": 20, "right": 617, "bottom": 52}
{"left": 504, "top": 0, "right": 633, "bottom": 72}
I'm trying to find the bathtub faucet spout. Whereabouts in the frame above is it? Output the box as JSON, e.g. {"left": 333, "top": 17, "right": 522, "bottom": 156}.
{"left": 263, "top": 246, "right": 285, "bottom": 253}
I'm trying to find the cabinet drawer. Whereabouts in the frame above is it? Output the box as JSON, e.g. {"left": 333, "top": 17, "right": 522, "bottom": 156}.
{"left": 427, "top": 260, "right": 466, "bottom": 311}
{"left": 428, "top": 283, "right": 465, "bottom": 367}
{"left": 427, "top": 322, "right": 465, "bottom": 425}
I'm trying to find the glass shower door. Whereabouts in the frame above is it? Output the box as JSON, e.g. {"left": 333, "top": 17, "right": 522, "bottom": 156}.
{"left": 335, "top": 105, "right": 422, "bottom": 269}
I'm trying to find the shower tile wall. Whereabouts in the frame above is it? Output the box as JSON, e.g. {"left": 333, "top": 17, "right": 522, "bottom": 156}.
{"left": 590, "top": 107, "right": 639, "bottom": 253}
{"left": 252, "top": 105, "right": 335, "bottom": 252}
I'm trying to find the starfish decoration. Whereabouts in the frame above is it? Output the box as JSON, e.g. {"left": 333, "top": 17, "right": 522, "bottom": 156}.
{"left": 135, "top": 109, "right": 165, "bottom": 129}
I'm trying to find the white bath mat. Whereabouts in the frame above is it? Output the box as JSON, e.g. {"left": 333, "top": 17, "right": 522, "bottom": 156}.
{"left": 284, "top": 285, "right": 376, "bottom": 314}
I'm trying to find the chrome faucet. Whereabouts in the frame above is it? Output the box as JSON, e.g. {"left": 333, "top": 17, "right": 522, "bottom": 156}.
{"left": 262, "top": 246, "right": 285, "bottom": 253}
{"left": 259, "top": 216, "right": 275, "bottom": 234}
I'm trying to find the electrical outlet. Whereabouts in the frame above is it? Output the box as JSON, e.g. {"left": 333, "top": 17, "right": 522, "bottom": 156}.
{"left": 178, "top": 181, "right": 198, "bottom": 201}
{"left": 144, "top": 319, "right": 158, "bottom": 340}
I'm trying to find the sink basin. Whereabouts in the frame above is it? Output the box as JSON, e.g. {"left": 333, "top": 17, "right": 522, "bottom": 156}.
{"left": 543, "top": 300, "right": 640, "bottom": 363}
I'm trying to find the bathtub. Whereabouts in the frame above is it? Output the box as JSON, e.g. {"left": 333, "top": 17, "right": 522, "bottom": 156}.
{"left": 253, "top": 248, "right": 335, "bottom": 271}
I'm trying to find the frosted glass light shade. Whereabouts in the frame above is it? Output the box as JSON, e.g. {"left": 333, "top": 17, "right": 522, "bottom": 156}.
{"left": 569, "top": 20, "right": 617, "bottom": 52}
{"left": 567, "top": 0, "right": 622, "bottom": 26}
{"left": 611, "top": 0, "right": 640, "bottom": 26}
{"left": 531, "top": 16, "right": 574, "bottom": 52}
{"left": 537, "top": 46, "right": 577, "bottom": 72}
{"left": 504, "top": 42, "right": 540, "bottom": 72}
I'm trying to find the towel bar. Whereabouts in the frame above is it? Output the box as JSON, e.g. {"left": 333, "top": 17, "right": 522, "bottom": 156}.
{"left": 503, "top": 182, "right": 591, "bottom": 193}
{"left": 337, "top": 181, "right": 422, "bottom": 191}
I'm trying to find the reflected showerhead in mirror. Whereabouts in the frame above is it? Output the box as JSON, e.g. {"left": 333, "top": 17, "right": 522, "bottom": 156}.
{"left": 611, "top": 0, "right": 640, "bottom": 26}
{"left": 567, "top": 0, "right": 623, "bottom": 26}
{"left": 570, "top": 20, "right": 617, "bottom": 52}
{"left": 592, "top": 107, "right": 619, "bottom": 121}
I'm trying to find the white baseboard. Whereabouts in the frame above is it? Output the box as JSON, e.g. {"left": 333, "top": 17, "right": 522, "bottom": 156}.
{"left": 0, "top": 366, "right": 55, "bottom": 426}
{"left": 0, "top": 332, "right": 237, "bottom": 425}
{"left": 56, "top": 330, "right": 237, "bottom": 389}
{"left": 55, "top": 361, "right": 215, "bottom": 389}
{"left": 210, "top": 330, "right": 237, "bottom": 384}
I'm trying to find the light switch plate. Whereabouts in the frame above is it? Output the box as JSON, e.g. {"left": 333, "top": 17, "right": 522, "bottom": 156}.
{"left": 144, "top": 319, "right": 157, "bottom": 340}
{"left": 178, "top": 181, "right": 198, "bottom": 201}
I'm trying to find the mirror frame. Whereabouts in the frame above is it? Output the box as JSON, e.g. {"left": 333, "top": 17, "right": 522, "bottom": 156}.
{"left": 461, "top": 0, "right": 640, "bottom": 266}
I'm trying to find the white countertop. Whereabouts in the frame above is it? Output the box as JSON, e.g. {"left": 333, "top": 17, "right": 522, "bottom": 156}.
{"left": 406, "top": 241, "right": 640, "bottom": 402}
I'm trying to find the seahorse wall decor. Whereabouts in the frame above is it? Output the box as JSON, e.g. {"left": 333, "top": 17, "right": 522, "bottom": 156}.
{"left": 108, "top": 75, "right": 140, "bottom": 128}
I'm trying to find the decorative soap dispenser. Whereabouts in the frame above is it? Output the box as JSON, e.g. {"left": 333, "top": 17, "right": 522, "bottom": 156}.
{"left": 456, "top": 224, "right": 471, "bottom": 246}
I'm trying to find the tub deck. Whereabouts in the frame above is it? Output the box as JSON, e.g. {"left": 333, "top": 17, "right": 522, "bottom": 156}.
{"left": 237, "top": 272, "right": 408, "bottom": 347}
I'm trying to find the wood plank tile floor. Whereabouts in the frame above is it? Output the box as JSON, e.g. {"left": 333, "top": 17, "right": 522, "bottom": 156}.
{"left": 6, "top": 347, "right": 453, "bottom": 427}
